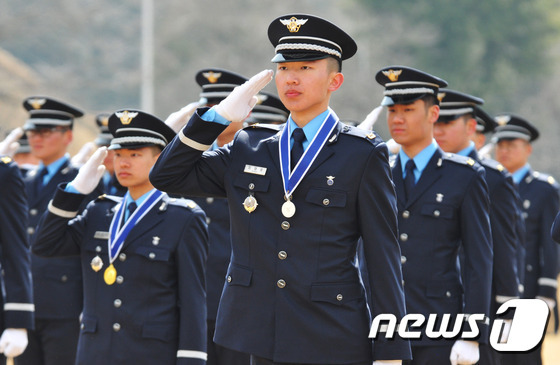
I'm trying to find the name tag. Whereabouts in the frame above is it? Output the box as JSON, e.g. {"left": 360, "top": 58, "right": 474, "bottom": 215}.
{"left": 244, "top": 164, "right": 267, "bottom": 176}
{"left": 94, "top": 231, "right": 110, "bottom": 240}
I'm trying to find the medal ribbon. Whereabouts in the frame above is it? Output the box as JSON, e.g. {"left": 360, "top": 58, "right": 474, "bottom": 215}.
{"left": 108, "top": 189, "right": 164, "bottom": 264}
{"left": 279, "top": 108, "right": 339, "bottom": 199}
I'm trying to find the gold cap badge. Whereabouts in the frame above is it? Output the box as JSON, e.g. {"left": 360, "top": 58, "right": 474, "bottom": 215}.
{"left": 437, "top": 93, "right": 446, "bottom": 103}
{"left": 495, "top": 115, "right": 511, "bottom": 126}
{"left": 382, "top": 69, "right": 402, "bottom": 82}
{"left": 28, "top": 98, "right": 46, "bottom": 109}
{"left": 280, "top": 17, "right": 308, "bottom": 33}
{"left": 203, "top": 71, "right": 222, "bottom": 84}
{"left": 115, "top": 111, "right": 138, "bottom": 125}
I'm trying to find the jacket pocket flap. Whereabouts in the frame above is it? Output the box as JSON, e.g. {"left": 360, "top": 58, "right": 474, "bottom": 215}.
{"left": 311, "top": 282, "right": 363, "bottom": 305}
{"left": 233, "top": 174, "right": 270, "bottom": 192}
{"left": 226, "top": 265, "right": 253, "bottom": 287}
{"left": 305, "top": 188, "right": 347, "bottom": 208}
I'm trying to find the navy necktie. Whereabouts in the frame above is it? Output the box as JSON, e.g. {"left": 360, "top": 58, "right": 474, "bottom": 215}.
{"left": 35, "top": 168, "right": 48, "bottom": 194}
{"left": 126, "top": 202, "right": 137, "bottom": 222}
{"left": 404, "top": 159, "right": 416, "bottom": 201}
{"left": 291, "top": 128, "right": 306, "bottom": 170}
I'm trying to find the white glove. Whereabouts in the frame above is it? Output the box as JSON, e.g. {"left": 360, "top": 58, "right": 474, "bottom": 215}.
{"left": 450, "top": 340, "right": 479, "bottom": 365}
{"left": 536, "top": 296, "right": 556, "bottom": 311}
{"left": 164, "top": 101, "right": 201, "bottom": 133}
{"left": 357, "top": 105, "right": 383, "bottom": 130}
{"left": 71, "top": 147, "right": 108, "bottom": 194}
{"left": 372, "top": 360, "right": 402, "bottom": 365}
{"left": 386, "top": 138, "right": 401, "bottom": 155}
{"left": 214, "top": 69, "right": 274, "bottom": 123}
{"left": 0, "top": 128, "right": 23, "bottom": 157}
{"left": 0, "top": 328, "right": 28, "bottom": 358}
{"left": 71, "top": 141, "right": 96, "bottom": 167}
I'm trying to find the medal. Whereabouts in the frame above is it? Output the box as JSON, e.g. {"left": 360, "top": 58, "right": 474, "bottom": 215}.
{"left": 243, "top": 195, "right": 258, "bottom": 213}
{"left": 279, "top": 109, "right": 338, "bottom": 221}
{"left": 282, "top": 199, "right": 296, "bottom": 218}
{"left": 104, "top": 264, "right": 117, "bottom": 285}
{"left": 91, "top": 256, "right": 103, "bottom": 272}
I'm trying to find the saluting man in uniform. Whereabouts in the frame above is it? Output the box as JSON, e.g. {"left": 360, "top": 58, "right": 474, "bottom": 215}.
{"left": 375, "top": 66, "right": 493, "bottom": 365}
{"left": 434, "top": 90, "right": 521, "bottom": 365}
{"left": 0, "top": 153, "right": 34, "bottom": 363}
{"left": 151, "top": 14, "right": 411, "bottom": 365}
{"left": 19, "top": 96, "right": 102, "bottom": 365}
{"left": 493, "top": 114, "right": 559, "bottom": 365}
{"left": 32, "top": 110, "right": 208, "bottom": 364}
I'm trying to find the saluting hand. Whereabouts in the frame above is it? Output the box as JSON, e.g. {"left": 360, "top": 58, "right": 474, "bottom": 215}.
{"left": 164, "top": 101, "right": 202, "bottom": 133}
{"left": 215, "top": 69, "right": 274, "bottom": 123}
{"left": 70, "top": 146, "right": 108, "bottom": 195}
{"left": 0, "top": 127, "right": 23, "bottom": 157}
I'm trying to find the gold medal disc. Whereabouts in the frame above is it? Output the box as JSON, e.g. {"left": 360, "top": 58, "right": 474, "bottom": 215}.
{"left": 104, "top": 264, "right": 117, "bottom": 285}
{"left": 281, "top": 200, "right": 296, "bottom": 218}
{"left": 243, "top": 195, "right": 258, "bottom": 213}
{"left": 91, "top": 256, "right": 103, "bottom": 272}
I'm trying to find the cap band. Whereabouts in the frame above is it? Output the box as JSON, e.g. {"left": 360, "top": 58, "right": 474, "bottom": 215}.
{"left": 25, "top": 118, "right": 72, "bottom": 127}
{"left": 110, "top": 136, "right": 166, "bottom": 148}
{"left": 276, "top": 43, "right": 341, "bottom": 59}
{"left": 494, "top": 130, "right": 531, "bottom": 141}
{"left": 383, "top": 87, "right": 435, "bottom": 96}
{"left": 439, "top": 107, "right": 474, "bottom": 116}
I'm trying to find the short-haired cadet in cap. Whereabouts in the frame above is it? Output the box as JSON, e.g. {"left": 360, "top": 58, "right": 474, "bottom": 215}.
{"left": 32, "top": 109, "right": 208, "bottom": 364}
{"left": 19, "top": 96, "right": 98, "bottom": 365}
{"left": 434, "top": 90, "right": 523, "bottom": 365}
{"left": 151, "top": 13, "right": 411, "bottom": 365}
{"left": 94, "top": 113, "right": 125, "bottom": 196}
{"left": 376, "top": 66, "right": 493, "bottom": 365}
{"left": 494, "top": 114, "right": 559, "bottom": 365}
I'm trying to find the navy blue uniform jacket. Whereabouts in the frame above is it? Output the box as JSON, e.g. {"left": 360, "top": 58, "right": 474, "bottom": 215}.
{"left": 517, "top": 169, "right": 559, "bottom": 300}
{"left": 150, "top": 109, "right": 412, "bottom": 363}
{"left": 0, "top": 157, "right": 34, "bottom": 330}
{"left": 392, "top": 149, "right": 492, "bottom": 345}
{"left": 32, "top": 187, "right": 208, "bottom": 365}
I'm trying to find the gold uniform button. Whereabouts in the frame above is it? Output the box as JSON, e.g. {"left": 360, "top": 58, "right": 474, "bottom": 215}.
{"left": 400, "top": 233, "right": 408, "bottom": 242}
{"left": 27, "top": 227, "right": 35, "bottom": 235}
{"left": 149, "top": 253, "right": 156, "bottom": 259}
{"left": 336, "top": 294, "right": 343, "bottom": 301}
{"left": 80, "top": 323, "right": 85, "bottom": 330}
{"left": 323, "top": 199, "right": 330, "bottom": 206}
{"left": 116, "top": 275, "right": 124, "bottom": 284}
{"left": 278, "top": 251, "right": 288, "bottom": 260}
{"left": 248, "top": 183, "right": 255, "bottom": 190}
{"left": 95, "top": 246, "right": 102, "bottom": 253}
{"left": 227, "top": 275, "right": 232, "bottom": 283}
{"left": 119, "top": 253, "right": 126, "bottom": 262}
{"left": 61, "top": 275, "right": 68, "bottom": 283}
{"left": 433, "top": 210, "right": 440, "bottom": 217}
{"left": 113, "top": 323, "right": 121, "bottom": 332}
{"left": 30, "top": 209, "right": 38, "bottom": 216}
{"left": 206, "top": 197, "right": 214, "bottom": 204}
{"left": 401, "top": 256, "right": 407, "bottom": 264}
{"left": 402, "top": 210, "right": 410, "bottom": 219}
{"left": 281, "top": 221, "right": 290, "bottom": 230}
{"left": 446, "top": 291, "right": 452, "bottom": 298}
{"left": 114, "top": 299, "right": 122, "bottom": 308}
{"left": 277, "top": 279, "right": 286, "bottom": 288}
{"left": 206, "top": 217, "right": 212, "bottom": 225}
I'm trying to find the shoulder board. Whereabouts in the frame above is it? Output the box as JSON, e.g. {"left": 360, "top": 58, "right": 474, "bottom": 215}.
{"left": 0, "top": 156, "right": 13, "bottom": 164}
{"left": 443, "top": 153, "right": 478, "bottom": 167}
{"left": 244, "top": 123, "right": 283, "bottom": 132}
{"left": 531, "top": 171, "right": 559, "bottom": 187}
{"left": 340, "top": 124, "right": 379, "bottom": 143}
{"left": 479, "top": 158, "right": 506, "bottom": 173}
{"left": 166, "top": 197, "right": 199, "bottom": 210}
{"left": 96, "top": 194, "right": 123, "bottom": 204}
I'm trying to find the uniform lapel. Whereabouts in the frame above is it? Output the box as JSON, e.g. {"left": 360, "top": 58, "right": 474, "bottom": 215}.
{"left": 121, "top": 197, "right": 166, "bottom": 249}
{"left": 404, "top": 149, "right": 444, "bottom": 208}
{"left": 392, "top": 158, "right": 406, "bottom": 207}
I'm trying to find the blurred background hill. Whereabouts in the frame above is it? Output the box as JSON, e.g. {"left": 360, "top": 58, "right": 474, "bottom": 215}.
{"left": 1, "top": 0, "right": 560, "bottom": 177}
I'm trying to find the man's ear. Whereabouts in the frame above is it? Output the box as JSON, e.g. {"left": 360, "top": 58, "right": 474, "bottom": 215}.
{"left": 428, "top": 104, "right": 440, "bottom": 124}
{"left": 328, "top": 72, "right": 344, "bottom": 92}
